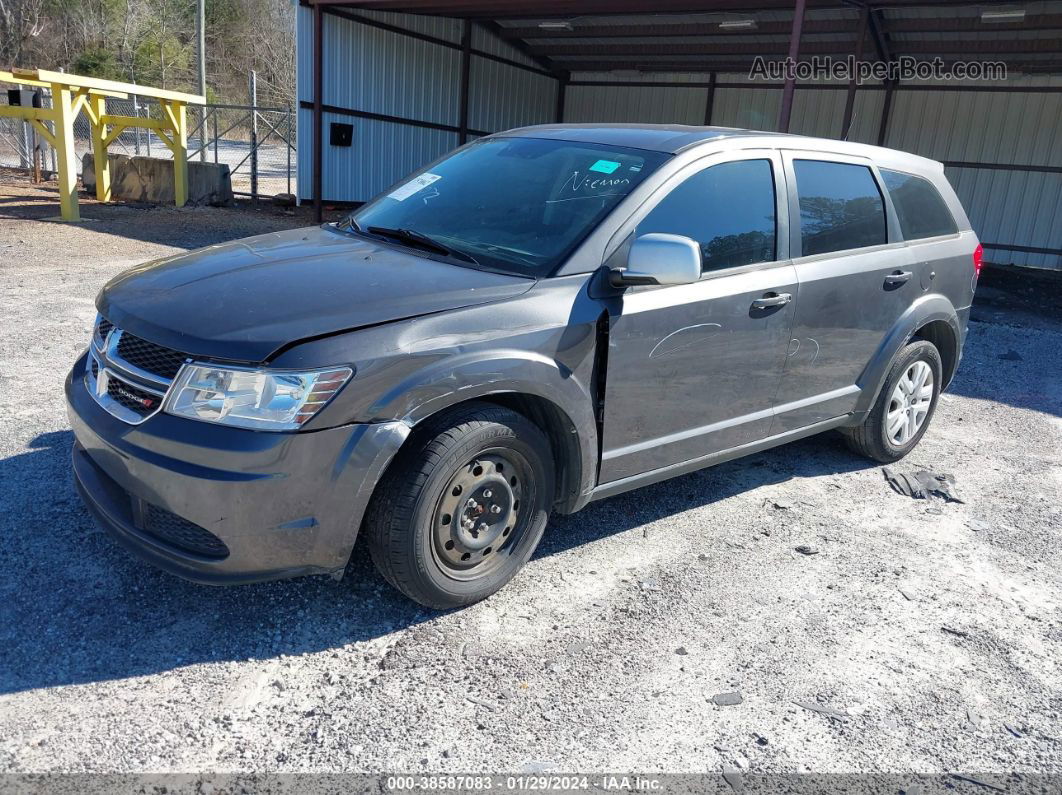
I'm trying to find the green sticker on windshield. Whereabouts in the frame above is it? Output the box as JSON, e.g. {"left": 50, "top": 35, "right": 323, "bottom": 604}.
{"left": 589, "top": 159, "right": 621, "bottom": 174}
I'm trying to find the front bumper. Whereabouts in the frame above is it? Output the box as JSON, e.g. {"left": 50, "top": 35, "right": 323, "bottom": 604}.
{"left": 66, "top": 352, "right": 408, "bottom": 584}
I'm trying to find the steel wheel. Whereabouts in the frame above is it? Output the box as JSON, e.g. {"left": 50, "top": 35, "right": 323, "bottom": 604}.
{"left": 886, "top": 359, "right": 934, "bottom": 446}
{"left": 430, "top": 449, "right": 533, "bottom": 582}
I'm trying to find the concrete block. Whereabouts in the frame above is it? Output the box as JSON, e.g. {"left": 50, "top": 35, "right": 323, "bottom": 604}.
{"left": 81, "top": 153, "right": 130, "bottom": 193}
{"left": 81, "top": 153, "right": 234, "bottom": 206}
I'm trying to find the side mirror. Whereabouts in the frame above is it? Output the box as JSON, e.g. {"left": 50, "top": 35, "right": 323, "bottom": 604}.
{"left": 609, "top": 233, "right": 702, "bottom": 287}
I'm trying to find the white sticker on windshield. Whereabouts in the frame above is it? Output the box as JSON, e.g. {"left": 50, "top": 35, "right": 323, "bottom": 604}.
{"left": 388, "top": 173, "right": 442, "bottom": 202}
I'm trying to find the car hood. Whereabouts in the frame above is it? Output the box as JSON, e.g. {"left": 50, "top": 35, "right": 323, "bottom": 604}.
{"left": 97, "top": 225, "right": 535, "bottom": 362}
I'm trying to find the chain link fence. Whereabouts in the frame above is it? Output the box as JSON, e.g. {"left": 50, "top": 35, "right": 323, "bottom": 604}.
{"left": 1, "top": 89, "right": 295, "bottom": 201}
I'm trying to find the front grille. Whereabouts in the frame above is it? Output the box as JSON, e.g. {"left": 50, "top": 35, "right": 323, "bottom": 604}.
{"left": 140, "top": 502, "right": 230, "bottom": 559}
{"left": 94, "top": 317, "right": 114, "bottom": 349}
{"left": 106, "top": 377, "right": 162, "bottom": 417}
{"left": 116, "top": 333, "right": 187, "bottom": 380}
{"left": 88, "top": 319, "right": 187, "bottom": 425}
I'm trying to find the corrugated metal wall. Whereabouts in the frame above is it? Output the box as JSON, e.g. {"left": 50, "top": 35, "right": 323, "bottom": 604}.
{"left": 565, "top": 70, "right": 1061, "bottom": 269}
{"left": 297, "top": 6, "right": 558, "bottom": 204}
{"left": 468, "top": 56, "right": 557, "bottom": 134}
{"left": 297, "top": 9, "right": 1060, "bottom": 269}
{"left": 565, "top": 74, "right": 709, "bottom": 125}
{"left": 885, "top": 79, "right": 1062, "bottom": 268}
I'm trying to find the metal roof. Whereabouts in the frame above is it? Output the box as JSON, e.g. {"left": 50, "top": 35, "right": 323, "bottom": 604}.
{"left": 309, "top": 0, "right": 1062, "bottom": 74}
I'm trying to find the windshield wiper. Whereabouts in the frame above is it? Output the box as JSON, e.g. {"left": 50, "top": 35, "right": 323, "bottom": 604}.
{"left": 367, "top": 226, "right": 479, "bottom": 265}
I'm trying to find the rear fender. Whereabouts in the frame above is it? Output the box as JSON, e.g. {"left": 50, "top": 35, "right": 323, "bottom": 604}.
{"left": 854, "top": 294, "right": 961, "bottom": 416}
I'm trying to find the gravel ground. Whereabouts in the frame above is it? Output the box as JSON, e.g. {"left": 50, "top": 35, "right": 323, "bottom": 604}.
{"left": 1, "top": 173, "right": 1061, "bottom": 784}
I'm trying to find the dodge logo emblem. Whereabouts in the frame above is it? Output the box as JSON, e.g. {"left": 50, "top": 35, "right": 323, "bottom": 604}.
{"left": 114, "top": 384, "right": 155, "bottom": 408}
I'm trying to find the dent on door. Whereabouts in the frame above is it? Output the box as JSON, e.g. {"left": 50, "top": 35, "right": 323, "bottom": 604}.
{"left": 773, "top": 246, "right": 918, "bottom": 433}
{"left": 599, "top": 265, "right": 798, "bottom": 483}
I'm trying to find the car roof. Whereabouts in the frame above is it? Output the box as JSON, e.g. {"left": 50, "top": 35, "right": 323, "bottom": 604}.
{"left": 494, "top": 123, "right": 944, "bottom": 173}
{"left": 495, "top": 123, "right": 760, "bottom": 153}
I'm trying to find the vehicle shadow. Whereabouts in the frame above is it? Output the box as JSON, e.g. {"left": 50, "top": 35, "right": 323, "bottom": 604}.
{"left": 0, "top": 429, "right": 872, "bottom": 696}
{"left": 539, "top": 433, "right": 872, "bottom": 558}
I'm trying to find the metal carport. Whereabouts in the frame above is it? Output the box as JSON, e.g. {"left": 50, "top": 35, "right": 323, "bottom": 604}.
{"left": 298, "top": 0, "right": 1062, "bottom": 269}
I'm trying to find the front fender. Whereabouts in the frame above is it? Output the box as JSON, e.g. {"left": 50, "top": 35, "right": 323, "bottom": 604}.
{"left": 854, "top": 293, "right": 961, "bottom": 416}
{"left": 364, "top": 349, "right": 599, "bottom": 506}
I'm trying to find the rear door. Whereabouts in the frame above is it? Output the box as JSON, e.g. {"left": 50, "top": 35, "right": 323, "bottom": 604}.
{"left": 599, "top": 150, "right": 798, "bottom": 483}
{"left": 772, "top": 151, "right": 916, "bottom": 433}
{"left": 879, "top": 167, "right": 973, "bottom": 315}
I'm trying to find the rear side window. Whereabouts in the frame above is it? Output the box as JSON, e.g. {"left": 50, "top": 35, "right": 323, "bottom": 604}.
{"left": 880, "top": 168, "right": 958, "bottom": 240}
{"left": 794, "top": 160, "right": 887, "bottom": 256}
{"left": 637, "top": 159, "right": 776, "bottom": 272}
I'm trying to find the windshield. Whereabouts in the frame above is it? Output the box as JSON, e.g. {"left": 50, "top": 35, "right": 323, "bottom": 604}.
{"left": 347, "top": 137, "right": 669, "bottom": 277}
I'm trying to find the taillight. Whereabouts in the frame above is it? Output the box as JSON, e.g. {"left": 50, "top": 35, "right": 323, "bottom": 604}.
{"left": 973, "top": 243, "right": 983, "bottom": 280}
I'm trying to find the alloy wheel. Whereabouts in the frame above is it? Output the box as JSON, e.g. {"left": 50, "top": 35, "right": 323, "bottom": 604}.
{"left": 886, "top": 359, "right": 934, "bottom": 446}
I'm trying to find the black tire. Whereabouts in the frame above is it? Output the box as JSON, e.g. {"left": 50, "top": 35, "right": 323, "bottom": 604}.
{"left": 843, "top": 339, "right": 943, "bottom": 463}
{"left": 364, "top": 402, "right": 554, "bottom": 609}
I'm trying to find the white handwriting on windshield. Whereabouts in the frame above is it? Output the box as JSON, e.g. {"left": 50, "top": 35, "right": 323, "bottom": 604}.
{"left": 549, "top": 170, "right": 631, "bottom": 202}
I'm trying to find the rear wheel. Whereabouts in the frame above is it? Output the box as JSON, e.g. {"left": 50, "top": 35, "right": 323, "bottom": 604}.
{"left": 843, "top": 339, "right": 942, "bottom": 463}
{"left": 364, "top": 402, "right": 554, "bottom": 609}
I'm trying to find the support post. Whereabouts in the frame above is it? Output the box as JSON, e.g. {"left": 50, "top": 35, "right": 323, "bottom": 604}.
{"left": 52, "top": 86, "right": 80, "bottom": 221}
{"left": 132, "top": 93, "right": 141, "bottom": 155}
{"left": 46, "top": 88, "right": 56, "bottom": 176}
{"left": 703, "top": 72, "right": 717, "bottom": 125}
{"left": 313, "top": 1, "right": 324, "bottom": 222}
{"left": 778, "top": 0, "right": 807, "bottom": 133}
{"left": 89, "top": 95, "right": 112, "bottom": 201}
{"left": 166, "top": 101, "right": 189, "bottom": 206}
{"left": 286, "top": 107, "right": 292, "bottom": 196}
{"left": 555, "top": 70, "right": 569, "bottom": 123}
{"left": 877, "top": 79, "right": 896, "bottom": 147}
{"left": 196, "top": 0, "right": 207, "bottom": 162}
{"left": 19, "top": 120, "right": 31, "bottom": 168}
{"left": 249, "top": 70, "right": 259, "bottom": 203}
{"left": 840, "top": 6, "right": 869, "bottom": 140}
{"left": 458, "top": 20, "right": 471, "bottom": 144}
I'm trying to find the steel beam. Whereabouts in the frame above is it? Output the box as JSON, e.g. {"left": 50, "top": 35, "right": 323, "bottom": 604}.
{"left": 313, "top": 1, "right": 324, "bottom": 221}
{"left": 703, "top": 72, "right": 716, "bottom": 125}
{"left": 459, "top": 19, "right": 472, "bottom": 144}
{"left": 840, "top": 5, "right": 869, "bottom": 140}
{"left": 778, "top": 0, "right": 807, "bottom": 133}
{"left": 555, "top": 70, "right": 569, "bottom": 123}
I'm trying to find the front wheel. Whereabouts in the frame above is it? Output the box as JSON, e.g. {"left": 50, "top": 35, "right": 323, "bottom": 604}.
{"left": 843, "top": 339, "right": 943, "bottom": 463}
{"left": 364, "top": 402, "right": 554, "bottom": 609}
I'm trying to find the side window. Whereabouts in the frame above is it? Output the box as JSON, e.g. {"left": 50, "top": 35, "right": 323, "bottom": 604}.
{"left": 793, "top": 160, "right": 887, "bottom": 256}
{"left": 880, "top": 168, "right": 958, "bottom": 240}
{"left": 637, "top": 159, "right": 776, "bottom": 273}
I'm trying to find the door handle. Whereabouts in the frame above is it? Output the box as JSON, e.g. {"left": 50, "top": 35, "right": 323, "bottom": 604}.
{"left": 884, "top": 270, "right": 913, "bottom": 286}
{"left": 751, "top": 292, "right": 792, "bottom": 310}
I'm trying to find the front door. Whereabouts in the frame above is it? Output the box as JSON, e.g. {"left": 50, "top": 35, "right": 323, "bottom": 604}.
{"left": 599, "top": 152, "right": 797, "bottom": 484}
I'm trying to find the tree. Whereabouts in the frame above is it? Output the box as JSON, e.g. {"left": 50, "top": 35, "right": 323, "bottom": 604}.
{"left": 0, "top": 0, "right": 47, "bottom": 66}
{"left": 6, "top": 0, "right": 295, "bottom": 108}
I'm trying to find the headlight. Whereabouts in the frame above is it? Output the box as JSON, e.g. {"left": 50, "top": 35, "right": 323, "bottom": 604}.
{"left": 164, "top": 364, "right": 353, "bottom": 431}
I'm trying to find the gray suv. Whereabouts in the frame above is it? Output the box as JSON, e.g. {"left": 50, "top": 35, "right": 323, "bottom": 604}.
{"left": 67, "top": 124, "right": 979, "bottom": 608}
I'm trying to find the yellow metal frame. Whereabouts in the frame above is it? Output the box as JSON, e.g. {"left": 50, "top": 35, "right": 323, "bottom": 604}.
{"left": 0, "top": 68, "right": 204, "bottom": 220}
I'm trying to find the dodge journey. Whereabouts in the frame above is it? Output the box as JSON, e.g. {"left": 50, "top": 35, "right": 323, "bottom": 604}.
{"left": 67, "top": 124, "right": 979, "bottom": 608}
